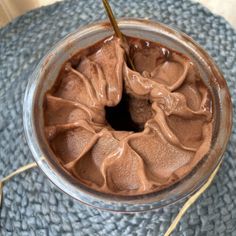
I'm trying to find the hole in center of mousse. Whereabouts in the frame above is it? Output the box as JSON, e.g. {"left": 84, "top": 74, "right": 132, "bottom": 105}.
{"left": 105, "top": 91, "right": 152, "bottom": 132}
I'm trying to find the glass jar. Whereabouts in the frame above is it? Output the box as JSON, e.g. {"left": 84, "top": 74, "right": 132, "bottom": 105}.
{"left": 23, "top": 18, "right": 232, "bottom": 212}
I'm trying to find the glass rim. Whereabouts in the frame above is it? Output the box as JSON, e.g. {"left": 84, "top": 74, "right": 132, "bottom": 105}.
{"left": 23, "top": 18, "right": 233, "bottom": 212}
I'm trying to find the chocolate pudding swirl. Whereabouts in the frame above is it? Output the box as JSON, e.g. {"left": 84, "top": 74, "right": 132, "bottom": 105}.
{"left": 44, "top": 36, "right": 213, "bottom": 195}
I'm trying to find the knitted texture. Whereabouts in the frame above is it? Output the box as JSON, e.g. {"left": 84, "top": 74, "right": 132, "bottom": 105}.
{"left": 0, "top": 0, "right": 236, "bottom": 235}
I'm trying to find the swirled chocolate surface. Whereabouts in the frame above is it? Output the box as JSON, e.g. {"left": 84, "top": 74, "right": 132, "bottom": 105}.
{"left": 43, "top": 36, "right": 213, "bottom": 195}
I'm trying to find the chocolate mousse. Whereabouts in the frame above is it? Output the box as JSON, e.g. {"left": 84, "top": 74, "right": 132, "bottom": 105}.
{"left": 43, "top": 35, "right": 213, "bottom": 195}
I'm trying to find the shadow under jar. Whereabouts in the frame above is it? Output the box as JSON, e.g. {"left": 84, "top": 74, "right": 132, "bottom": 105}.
{"left": 23, "top": 18, "right": 232, "bottom": 212}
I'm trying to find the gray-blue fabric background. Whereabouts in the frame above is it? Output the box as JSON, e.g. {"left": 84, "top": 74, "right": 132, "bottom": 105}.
{"left": 0, "top": 0, "right": 236, "bottom": 235}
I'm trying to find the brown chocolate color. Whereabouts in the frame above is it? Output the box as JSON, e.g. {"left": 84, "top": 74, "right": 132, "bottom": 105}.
{"left": 43, "top": 36, "right": 213, "bottom": 195}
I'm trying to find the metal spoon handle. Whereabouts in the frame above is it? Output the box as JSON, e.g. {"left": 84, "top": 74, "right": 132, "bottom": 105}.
{"left": 102, "top": 0, "right": 135, "bottom": 70}
{"left": 102, "top": 0, "right": 123, "bottom": 39}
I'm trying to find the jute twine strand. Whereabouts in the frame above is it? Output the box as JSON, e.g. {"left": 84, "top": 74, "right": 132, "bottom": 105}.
{"left": 0, "top": 162, "right": 38, "bottom": 207}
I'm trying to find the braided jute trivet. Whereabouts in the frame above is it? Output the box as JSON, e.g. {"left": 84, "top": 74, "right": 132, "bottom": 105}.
{"left": 1, "top": 0, "right": 236, "bottom": 235}
{"left": 0, "top": 160, "right": 223, "bottom": 236}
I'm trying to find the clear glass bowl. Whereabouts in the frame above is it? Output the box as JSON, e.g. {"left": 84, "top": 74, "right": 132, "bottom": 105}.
{"left": 23, "top": 18, "right": 232, "bottom": 212}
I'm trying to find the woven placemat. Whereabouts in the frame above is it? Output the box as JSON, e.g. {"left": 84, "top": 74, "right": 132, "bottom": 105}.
{"left": 0, "top": 0, "right": 236, "bottom": 235}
